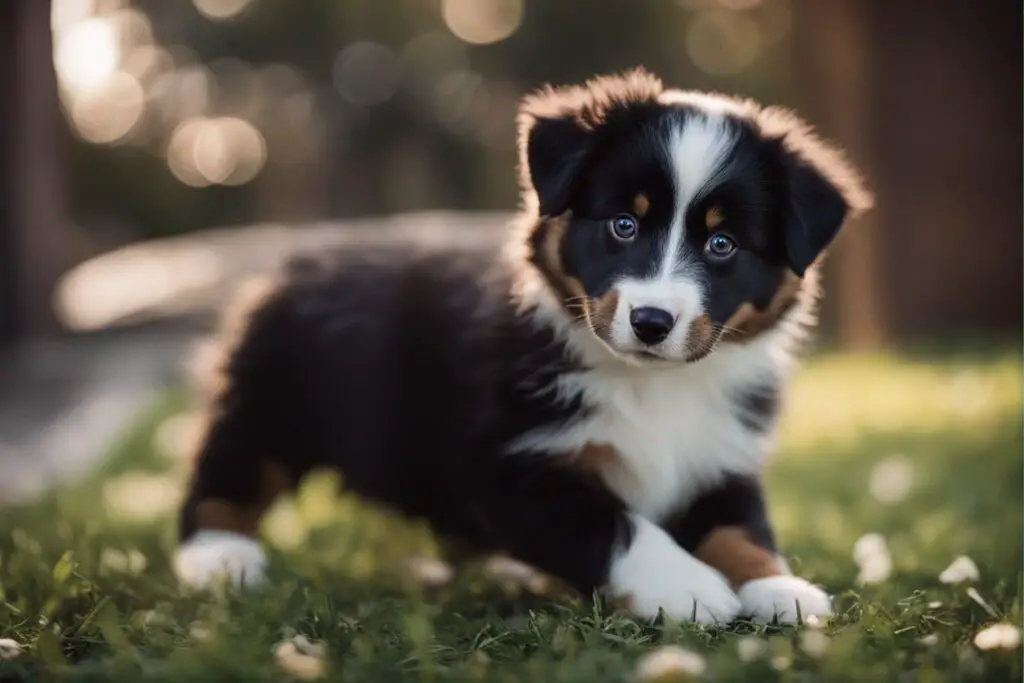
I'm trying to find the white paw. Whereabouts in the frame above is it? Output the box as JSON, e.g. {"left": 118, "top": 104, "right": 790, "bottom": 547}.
{"left": 737, "top": 575, "right": 833, "bottom": 624}
{"left": 174, "top": 530, "right": 267, "bottom": 589}
{"left": 609, "top": 515, "right": 741, "bottom": 625}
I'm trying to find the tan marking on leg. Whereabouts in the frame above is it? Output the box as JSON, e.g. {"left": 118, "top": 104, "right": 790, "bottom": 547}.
{"left": 695, "top": 526, "right": 784, "bottom": 589}
{"left": 193, "top": 460, "right": 293, "bottom": 537}
{"left": 721, "top": 270, "right": 805, "bottom": 342}
{"left": 633, "top": 193, "right": 650, "bottom": 218}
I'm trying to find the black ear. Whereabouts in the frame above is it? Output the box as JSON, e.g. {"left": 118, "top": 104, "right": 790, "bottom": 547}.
{"left": 759, "top": 107, "right": 873, "bottom": 276}
{"left": 783, "top": 155, "right": 852, "bottom": 276}
{"left": 518, "top": 110, "right": 593, "bottom": 216}
{"left": 526, "top": 116, "right": 592, "bottom": 216}
{"left": 516, "top": 69, "right": 666, "bottom": 216}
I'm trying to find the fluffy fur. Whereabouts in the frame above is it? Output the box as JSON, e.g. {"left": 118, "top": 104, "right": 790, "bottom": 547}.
{"left": 175, "top": 68, "right": 871, "bottom": 625}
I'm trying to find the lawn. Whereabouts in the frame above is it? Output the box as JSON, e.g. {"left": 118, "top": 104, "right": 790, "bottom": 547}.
{"left": 0, "top": 348, "right": 1021, "bottom": 682}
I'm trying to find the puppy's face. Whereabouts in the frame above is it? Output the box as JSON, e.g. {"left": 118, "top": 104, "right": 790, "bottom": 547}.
{"left": 518, "top": 71, "right": 870, "bottom": 365}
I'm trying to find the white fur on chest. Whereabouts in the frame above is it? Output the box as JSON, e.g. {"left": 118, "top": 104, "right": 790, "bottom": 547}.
{"left": 510, "top": 332, "right": 793, "bottom": 521}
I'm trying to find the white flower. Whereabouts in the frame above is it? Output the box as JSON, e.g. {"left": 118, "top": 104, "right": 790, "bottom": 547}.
{"left": 189, "top": 622, "right": 212, "bottom": 641}
{"left": 803, "top": 614, "right": 824, "bottom": 630}
{"left": 274, "top": 634, "right": 326, "bottom": 679}
{"left": 868, "top": 455, "right": 915, "bottom": 504}
{"left": 482, "top": 556, "right": 551, "bottom": 593}
{"left": 0, "top": 638, "right": 22, "bottom": 660}
{"left": 770, "top": 655, "right": 792, "bottom": 671}
{"left": 735, "top": 636, "right": 767, "bottom": 662}
{"left": 918, "top": 633, "right": 939, "bottom": 647}
{"left": 404, "top": 556, "right": 454, "bottom": 587}
{"left": 799, "top": 630, "right": 830, "bottom": 658}
{"left": 852, "top": 533, "right": 888, "bottom": 565}
{"left": 927, "top": 601, "right": 943, "bottom": 609}
{"left": 853, "top": 533, "right": 893, "bottom": 584}
{"left": 635, "top": 646, "right": 706, "bottom": 680}
{"left": 100, "top": 548, "right": 148, "bottom": 574}
{"left": 939, "top": 556, "right": 979, "bottom": 584}
{"left": 973, "top": 623, "right": 1022, "bottom": 651}
{"left": 857, "top": 554, "right": 893, "bottom": 585}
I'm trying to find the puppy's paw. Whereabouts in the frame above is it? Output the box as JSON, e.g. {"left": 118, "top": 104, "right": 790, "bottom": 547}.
{"left": 174, "top": 530, "right": 267, "bottom": 590}
{"left": 610, "top": 516, "right": 741, "bottom": 625}
{"left": 737, "top": 575, "right": 833, "bottom": 624}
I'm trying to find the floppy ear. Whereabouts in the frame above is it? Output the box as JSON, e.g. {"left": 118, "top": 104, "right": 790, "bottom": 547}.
{"left": 760, "top": 108, "right": 873, "bottom": 276}
{"left": 516, "top": 101, "right": 593, "bottom": 217}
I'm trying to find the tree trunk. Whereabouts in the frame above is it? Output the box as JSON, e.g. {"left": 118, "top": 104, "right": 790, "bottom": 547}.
{"left": 0, "top": 0, "right": 71, "bottom": 348}
{"left": 791, "top": 0, "right": 887, "bottom": 350}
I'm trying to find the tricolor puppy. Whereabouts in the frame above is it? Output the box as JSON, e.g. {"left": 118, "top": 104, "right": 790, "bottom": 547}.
{"left": 175, "top": 69, "right": 871, "bottom": 625}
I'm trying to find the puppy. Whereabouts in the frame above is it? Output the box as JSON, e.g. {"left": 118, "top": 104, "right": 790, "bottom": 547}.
{"left": 174, "top": 68, "right": 871, "bottom": 625}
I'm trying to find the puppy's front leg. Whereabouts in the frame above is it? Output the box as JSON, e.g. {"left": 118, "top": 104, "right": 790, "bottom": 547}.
{"left": 663, "top": 474, "right": 833, "bottom": 624}
{"left": 462, "top": 459, "right": 739, "bottom": 624}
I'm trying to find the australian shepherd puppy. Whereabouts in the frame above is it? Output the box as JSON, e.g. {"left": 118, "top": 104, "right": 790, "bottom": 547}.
{"left": 174, "top": 69, "right": 871, "bottom": 625}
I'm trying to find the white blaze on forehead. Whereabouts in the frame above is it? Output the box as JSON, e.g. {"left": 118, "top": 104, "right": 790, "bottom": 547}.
{"left": 658, "top": 114, "right": 737, "bottom": 281}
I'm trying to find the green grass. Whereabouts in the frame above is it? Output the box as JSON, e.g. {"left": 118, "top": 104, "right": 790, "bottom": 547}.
{"left": 0, "top": 349, "right": 1021, "bottom": 682}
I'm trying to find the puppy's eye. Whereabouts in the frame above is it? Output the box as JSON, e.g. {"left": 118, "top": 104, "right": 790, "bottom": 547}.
{"left": 705, "top": 233, "right": 736, "bottom": 259}
{"left": 608, "top": 214, "right": 638, "bottom": 241}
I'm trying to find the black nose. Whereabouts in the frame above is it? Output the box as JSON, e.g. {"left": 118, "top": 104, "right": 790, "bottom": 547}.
{"left": 629, "top": 307, "right": 675, "bottom": 345}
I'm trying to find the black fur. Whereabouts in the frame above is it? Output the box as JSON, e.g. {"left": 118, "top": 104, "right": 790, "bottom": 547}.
{"left": 663, "top": 475, "right": 777, "bottom": 556}
{"left": 178, "top": 69, "right": 870, "bottom": 614}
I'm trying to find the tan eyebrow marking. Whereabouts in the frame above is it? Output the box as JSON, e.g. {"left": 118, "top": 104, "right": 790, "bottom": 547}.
{"left": 705, "top": 205, "right": 724, "bottom": 229}
{"left": 633, "top": 193, "right": 650, "bottom": 218}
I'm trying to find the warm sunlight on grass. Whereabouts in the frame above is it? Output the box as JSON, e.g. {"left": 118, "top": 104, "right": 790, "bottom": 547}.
{"left": 0, "top": 348, "right": 1020, "bottom": 682}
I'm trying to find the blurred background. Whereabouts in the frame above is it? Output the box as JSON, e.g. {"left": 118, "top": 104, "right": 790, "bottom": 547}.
{"left": 0, "top": 0, "right": 1020, "bottom": 501}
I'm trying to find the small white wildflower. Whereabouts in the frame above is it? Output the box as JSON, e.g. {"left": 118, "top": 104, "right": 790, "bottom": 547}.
{"left": 635, "top": 645, "right": 706, "bottom": 680}
{"left": 973, "top": 623, "right": 1022, "bottom": 651}
{"left": 803, "top": 614, "right": 824, "bottom": 630}
{"left": 799, "top": 630, "right": 831, "bottom": 658}
{"left": 852, "top": 533, "right": 888, "bottom": 565}
{"left": 482, "top": 555, "right": 551, "bottom": 594}
{"left": 189, "top": 622, "right": 212, "bottom": 641}
{"left": 404, "top": 556, "right": 454, "bottom": 587}
{"left": 868, "top": 455, "right": 915, "bottom": 504}
{"left": 852, "top": 532, "right": 893, "bottom": 584}
{"left": 100, "top": 548, "right": 148, "bottom": 574}
{"left": 291, "top": 634, "right": 326, "bottom": 659}
{"left": 770, "top": 655, "right": 792, "bottom": 671}
{"left": 918, "top": 633, "right": 939, "bottom": 647}
{"left": 0, "top": 638, "right": 22, "bottom": 660}
{"left": 274, "top": 640, "right": 325, "bottom": 679}
{"left": 939, "top": 556, "right": 979, "bottom": 584}
{"left": 735, "top": 636, "right": 768, "bottom": 662}
{"left": 483, "top": 556, "right": 539, "bottom": 584}
{"left": 927, "top": 601, "right": 943, "bottom": 609}
{"left": 857, "top": 554, "right": 893, "bottom": 585}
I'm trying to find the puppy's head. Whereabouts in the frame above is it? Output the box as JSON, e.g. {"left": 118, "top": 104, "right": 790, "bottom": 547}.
{"left": 517, "top": 69, "right": 872, "bottom": 365}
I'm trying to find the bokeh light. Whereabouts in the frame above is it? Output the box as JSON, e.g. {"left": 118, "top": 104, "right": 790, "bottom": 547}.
{"left": 69, "top": 70, "right": 145, "bottom": 144}
{"left": 441, "top": 0, "right": 524, "bottom": 46}
{"left": 192, "top": 0, "right": 256, "bottom": 22}
{"left": 167, "top": 116, "right": 267, "bottom": 188}
{"left": 333, "top": 41, "right": 403, "bottom": 107}
{"left": 55, "top": 17, "right": 120, "bottom": 92}
{"left": 685, "top": 9, "right": 762, "bottom": 76}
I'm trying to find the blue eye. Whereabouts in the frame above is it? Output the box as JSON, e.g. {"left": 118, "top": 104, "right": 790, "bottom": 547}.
{"left": 609, "top": 214, "right": 638, "bottom": 241}
{"left": 705, "top": 233, "right": 736, "bottom": 259}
